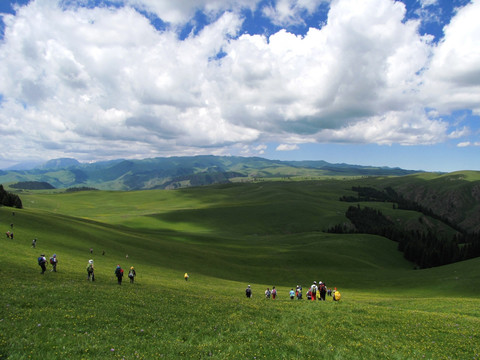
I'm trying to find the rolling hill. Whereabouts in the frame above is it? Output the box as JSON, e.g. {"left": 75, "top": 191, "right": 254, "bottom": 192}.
{"left": 1, "top": 177, "right": 479, "bottom": 359}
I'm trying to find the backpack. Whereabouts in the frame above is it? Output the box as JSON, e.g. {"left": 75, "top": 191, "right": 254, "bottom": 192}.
{"left": 128, "top": 270, "right": 134, "bottom": 278}
{"left": 334, "top": 291, "right": 341, "bottom": 301}
{"left": 38, "top": 257, "right": 43, "bottom": 265}
{"left": 50, "top": 257, "right": 54, "bottom": 265}
{"left": 312, "top": 286, "right": 317, "bottom": 294}
{"left": 87, "top": 264, "right": 93, "bottom": 273}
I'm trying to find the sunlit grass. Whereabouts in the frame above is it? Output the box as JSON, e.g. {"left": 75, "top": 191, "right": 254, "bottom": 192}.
{"left": 1, "top": 180, "right": 480, "bottom": 359}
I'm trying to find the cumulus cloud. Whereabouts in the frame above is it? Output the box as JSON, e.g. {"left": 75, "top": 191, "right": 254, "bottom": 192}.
{"left": 421, "top": 0, "right": 480, "bottom": 114}
{"left": 313, "top": 109, "right": 448, "bottom": 145}
{"left": 215, "top": 0, "right": 433, "bottom": 136}
{"left": 0, "top": 0, "right": 476, "bottom": 165}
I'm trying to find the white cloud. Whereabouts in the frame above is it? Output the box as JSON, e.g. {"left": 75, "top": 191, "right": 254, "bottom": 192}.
{"left": 420, "top": 0, "right": 438, "bottom": 6}
{"left": 448, "top": 127, "right": 470, "bottom": 139}
{"left": 457, "top": 141, "right": 471, "bottom": 147}
{"left": 0, "top": 0, "right": 475, "bottom": 165}
{"left": 121, "top": 0, "right": 259, "bottom": 25}
{"left": 421, "top": 0, "right": 480, "bottom": 114}
{"left": 262, "top": 0, "right": 329, "bottom": 27}
{"left": 215, "top": 0, "right": 433, "bottom": 139}
{"left": 276, "top": 144, "right": 299, "bottom": 151}
{"left": 313, "top": 109, "right": 448, "bottom": 145}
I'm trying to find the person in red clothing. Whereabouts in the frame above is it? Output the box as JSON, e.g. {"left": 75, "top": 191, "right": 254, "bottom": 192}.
{"left": 310, "top": 281, "right": 318, "bottom": 301}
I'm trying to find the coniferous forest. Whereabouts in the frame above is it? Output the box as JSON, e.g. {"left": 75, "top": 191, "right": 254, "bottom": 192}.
{"left": 329, "top": 186, "right": 480, "bottom": 268}
{"left": 0, "top": 184, "right": 22, "bottom": 209}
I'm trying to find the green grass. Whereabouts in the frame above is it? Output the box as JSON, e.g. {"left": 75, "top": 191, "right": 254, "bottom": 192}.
{"left": 1, "top": 180, "right": 480, "bottom": 359}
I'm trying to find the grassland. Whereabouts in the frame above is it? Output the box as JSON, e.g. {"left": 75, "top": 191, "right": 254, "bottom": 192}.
{"left": 1, "top": 179, "right": 479, "bottom": 359}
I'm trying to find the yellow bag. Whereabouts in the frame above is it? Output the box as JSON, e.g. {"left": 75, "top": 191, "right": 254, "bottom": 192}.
{"left": 334, "top": 290, "right": 341, "bottom": 301}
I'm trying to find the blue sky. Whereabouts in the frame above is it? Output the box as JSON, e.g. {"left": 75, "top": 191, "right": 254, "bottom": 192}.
{"left": 0, "top": 0, "right": 479, "bottom": 172}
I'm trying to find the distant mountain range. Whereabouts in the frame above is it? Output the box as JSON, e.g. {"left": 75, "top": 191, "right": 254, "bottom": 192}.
{"left": 0, "top": 156, "right": 423, "bottom": 191}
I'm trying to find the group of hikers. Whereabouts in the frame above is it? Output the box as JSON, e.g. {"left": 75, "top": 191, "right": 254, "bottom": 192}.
{"left": 37, "top": 254, "right": 58, "bottom": 274}
{"left": 4, "top": 215, "right": 338, "bottom": 297}
{"left": 39, "top": 256, "right": 138, "bottom": 284}
{"left": 247, "top": 281, "right": 342, "bottom": 301}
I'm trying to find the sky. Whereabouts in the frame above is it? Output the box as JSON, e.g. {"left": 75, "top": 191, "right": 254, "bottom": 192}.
{"left": 0, "top": 0, "right": 479, "bottom": 172}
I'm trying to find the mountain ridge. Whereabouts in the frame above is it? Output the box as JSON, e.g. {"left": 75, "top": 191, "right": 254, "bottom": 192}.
{"left": 0, "top": 155, "right": 424, "bottom": 190}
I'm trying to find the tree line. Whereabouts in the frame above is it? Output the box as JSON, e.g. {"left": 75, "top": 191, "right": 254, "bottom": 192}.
{"left": 0, "top": 184, "right": 23, "bottom": 209}
{"left": 329, "top": 186, "right": 480, "bottom": 268}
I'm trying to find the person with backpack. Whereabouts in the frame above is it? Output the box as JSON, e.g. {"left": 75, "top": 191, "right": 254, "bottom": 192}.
{"left": 86, "top": 260, "right": 95, "bottom": 281}
{"left": 38, "top": 254, "right": 47, "bottom": 274}
{"left": 318, "top": 281, "right": 327, "bottom": 301}
{"left": 289, "top": 288, "right": 295, "bottom": 300}
{"left": 184, "top": 272, "right": 189, "bottom": 281}
{"left": 49, "top": 254, "right": 58, "bottom": 272}
{"left": 306, "top": 289, "right": 312, "bottom": 300}
{"left": 265, "top": 288, "right": 271, "bottom": 299}
{"left": 310, "top": 281, "right": 318, "bottom": 301}
{"left": 333, "top": 287, "right": 341, "bottom": 301}
{"left": 32, "top": 238, "right": 37, "bottom": 248}
{"left": 128, "top": 267, "right": 136, "bottom": 283}
{"left": 271, "top": 286, "right": 277, "bottom": 300}
{"left": 245, "top": 285, "right": 252, "bottom": 298}
{"left": 296, "top": 285, "right": 302, "bottom": 300}
{"left": 115, "top": 265, "right": 124, "bottom": 285}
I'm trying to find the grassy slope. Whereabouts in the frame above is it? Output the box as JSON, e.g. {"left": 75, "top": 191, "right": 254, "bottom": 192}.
{"left": 1, "top": 179, "right": 479, "bottom": 359}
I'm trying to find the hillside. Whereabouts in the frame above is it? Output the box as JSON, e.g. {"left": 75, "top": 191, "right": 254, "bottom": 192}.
{"left": 1, "top": 180, "right": 480, "bottom": 359}
{"left": 1, "top": 179, "right": 479, "bottom": 359}
{"left": 0, "top": 155, "right": 421, "bottom": 191}
{"left": 357, "top": 172, "right": 480, "bottom": 234}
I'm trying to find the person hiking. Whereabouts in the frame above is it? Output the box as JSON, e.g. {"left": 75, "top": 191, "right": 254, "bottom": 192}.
{"left": 318, "top": 281, "right": 327, "bottom": 301}
{"left": 265, "top": 288, "right": 271, "bottom": 299}
{"left": 333, "top": 287, "right": 341, "bottom": 301}
{"left": 86, "top": 260, "right": 95, "bottom": 281}
{"left": 38, "top": 254, "right": 47, "bottom": 274}
{"left": 50, "top": 254, "right": 58, "bottom": 272}
{"left": 115, "top": 265, "right": 124, "bottom": 285}
{"left": 128, "top": 267, "right": 136, "bottom": 283}
{"left": 289, "top": 288, "right": 295, "bottom": 300}
{"left": 32, "top": 238, "right": 37, "bottom": 248}
{"left": 272, "top": 286, "right": 277, "bottom": 300}
{"left": 184, "top": 272, "right": 189, "bottom": 281}
{"left": 296, "top": 285, "right": 303, "bottom": 300}
{"left": 310, "top": 281, "right": 318, "bottom": 301}
{"left": 245, "top": 285, "right": 252, "bottom": 298}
